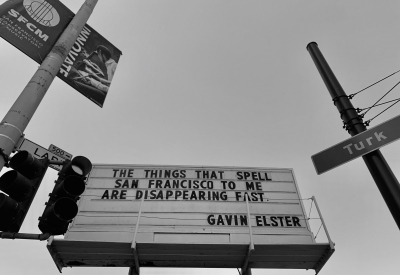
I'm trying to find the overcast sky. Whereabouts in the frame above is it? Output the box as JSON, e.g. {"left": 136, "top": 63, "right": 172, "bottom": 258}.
{"left": 1, "top": 1, "right": 400, "bottom": 275}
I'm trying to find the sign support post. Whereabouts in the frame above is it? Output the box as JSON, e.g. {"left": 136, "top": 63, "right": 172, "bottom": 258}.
{"left": 307, "top": 42, "right": 400, "bottom": 229}
{"left": 241, "top": 194, "right": 254, "bottom": 275}
{"left": 130, "top": 194, "right": 145, "bottom": 275}
{"left": 0, "top": 0, "right": 98, "bottom": 173}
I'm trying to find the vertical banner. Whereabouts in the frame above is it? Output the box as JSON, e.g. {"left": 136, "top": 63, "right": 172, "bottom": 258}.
{"left": 0, "top": 0, "right": 122, "bottom": 107}
{"left": 57, "top": 23, "right": 121, "bottom": 107}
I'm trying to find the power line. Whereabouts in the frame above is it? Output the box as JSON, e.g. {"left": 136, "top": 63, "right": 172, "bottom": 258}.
{"left": 349, "top": 69, "right": 400, "bottom": 99}
{"left": 360, "top": 79, "right": 400, "bottom": 119}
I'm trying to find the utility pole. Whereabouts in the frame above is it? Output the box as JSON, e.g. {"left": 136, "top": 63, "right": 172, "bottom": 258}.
{"left": 307, "top": 42, "right": 400, "bottom": 229}
{"left": 0, "top": 0, "right": 98, "bottom": 173}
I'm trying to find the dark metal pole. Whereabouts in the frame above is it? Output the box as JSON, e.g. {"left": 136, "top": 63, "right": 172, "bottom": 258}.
{"left": 0, "top": 0, "right": 98, "bottom": 173}
{"left": 307, "top": 42, "right": 400, "bottom": 229}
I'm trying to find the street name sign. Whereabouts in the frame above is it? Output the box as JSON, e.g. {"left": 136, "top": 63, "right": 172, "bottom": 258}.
{"left": 46, "top": 164, "right": 334, "bottom": 274}
{"left": 18, "top": 138, "right": 72, "bottom": 171}
{"left": 312, "top": 114, "right": 400, "bottom": 174}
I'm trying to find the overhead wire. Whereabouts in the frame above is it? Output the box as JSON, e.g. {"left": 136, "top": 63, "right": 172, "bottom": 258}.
{"left": 349, "top": 69, "right": 400, "bottom": 99}
{"left": 360, "top": 79, "right": 400, "bottom": 119}
{"left": 357, "top": 97, "right": 400, "bottom": 112}
{"left": 364, "top": 99, "right": 400, "bottom": 126}
{"left": 346, "top": 68, "right": 400, "bottom": 125}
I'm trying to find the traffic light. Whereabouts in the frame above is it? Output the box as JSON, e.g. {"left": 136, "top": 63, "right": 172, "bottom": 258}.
{"left": 0, "top": 151, "right": 49, "bottom": 233}
{"left": 38, "top": 156, "right": 92, "bottom": 235}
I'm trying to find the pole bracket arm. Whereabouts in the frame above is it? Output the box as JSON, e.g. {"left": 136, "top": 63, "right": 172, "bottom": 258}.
{"left": 0, "top": 231, "right": 51, "bottom": 241}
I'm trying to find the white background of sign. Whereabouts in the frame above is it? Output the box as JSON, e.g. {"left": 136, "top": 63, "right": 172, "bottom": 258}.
{"left": 67, "top": 165, "right": 313, "bottom": 245}
{"left": 1, "top": 1, "right": 400, "bottom": 275}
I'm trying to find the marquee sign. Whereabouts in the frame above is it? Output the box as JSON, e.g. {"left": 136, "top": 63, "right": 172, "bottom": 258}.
{"left": 47, "top": 164, "right": 334, "bottom": 274}
{"left": 66, "top": 165, "right": 313, "bottom": 244}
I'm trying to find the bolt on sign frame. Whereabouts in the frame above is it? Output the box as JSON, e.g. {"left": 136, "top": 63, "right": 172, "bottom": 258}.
{"left": 47, "top": 164, "right": 334, "bottom": 274}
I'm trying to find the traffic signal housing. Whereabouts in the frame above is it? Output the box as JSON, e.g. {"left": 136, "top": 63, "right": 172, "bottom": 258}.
{"left": 38, "top": 156, "right": 92, "bottom": 235}
{"left": 0, "top": 151, "right": 49, "bottom": 233}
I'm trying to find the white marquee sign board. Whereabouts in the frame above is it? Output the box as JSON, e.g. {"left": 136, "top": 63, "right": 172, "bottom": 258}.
{"left": 49, "top": 164, "right": 334, "bottom": 273}
{"left": 67, "top": 165, "right": 313, "bottom": 244}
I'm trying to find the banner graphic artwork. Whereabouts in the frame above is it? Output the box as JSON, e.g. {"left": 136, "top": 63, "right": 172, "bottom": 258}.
{"left": 0, "top": 0, "right": 122, "bottom": 107}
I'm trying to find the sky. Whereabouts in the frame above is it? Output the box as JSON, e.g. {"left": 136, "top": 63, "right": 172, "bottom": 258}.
{"left": 1, "top": 0, "right": 400, "bottom": 275}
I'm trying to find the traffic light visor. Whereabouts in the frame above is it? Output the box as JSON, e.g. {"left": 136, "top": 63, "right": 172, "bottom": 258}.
{"left": 0, "top": 170, "right": 33, "bottom": 201}
{"left": 9, "top": 151, "right": 44, "bottom": 179}
{"left": 70, "top": 156, "right": 92, "bottom": 177}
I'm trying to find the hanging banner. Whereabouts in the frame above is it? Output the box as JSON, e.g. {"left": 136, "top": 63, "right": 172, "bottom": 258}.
{"left": 0, "top": 0, "right": 122, "bottom": 107}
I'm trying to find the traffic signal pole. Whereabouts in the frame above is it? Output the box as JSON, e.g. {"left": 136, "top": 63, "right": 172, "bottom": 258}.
{"left": 0, "top": 0, "right": 98, "bottom": 173}
{"left": 307, "top": 42, "right": 400, "bottom": 229}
